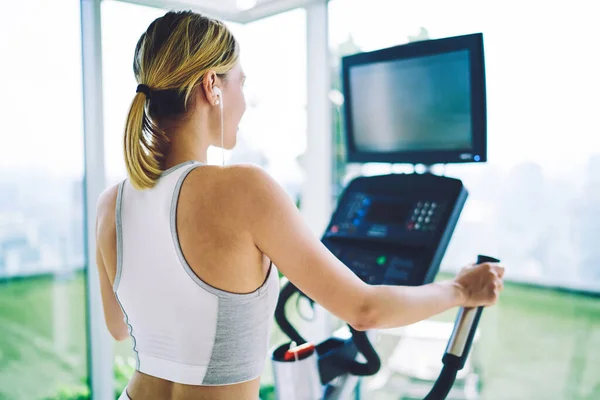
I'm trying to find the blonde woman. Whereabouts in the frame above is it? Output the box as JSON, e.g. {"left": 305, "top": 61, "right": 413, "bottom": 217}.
{"left": 95, "top": 10, "right": 504, "bottom": 400}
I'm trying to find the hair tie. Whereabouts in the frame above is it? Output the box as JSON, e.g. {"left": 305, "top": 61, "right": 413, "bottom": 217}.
{"left": 136, "top": 84, "right": 152, "bottom": 99}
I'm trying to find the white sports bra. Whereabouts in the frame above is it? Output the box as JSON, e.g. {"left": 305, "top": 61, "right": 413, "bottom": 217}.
{"left": 113, "top": 161, "right": 280, "bottom": 385}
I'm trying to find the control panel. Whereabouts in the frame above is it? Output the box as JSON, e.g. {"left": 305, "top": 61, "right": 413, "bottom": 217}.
{"left": 322, "top": 173, "right": 467, "bottom": 287}
{"left": 326, "top": 193, "right": 446, "bottom": 241}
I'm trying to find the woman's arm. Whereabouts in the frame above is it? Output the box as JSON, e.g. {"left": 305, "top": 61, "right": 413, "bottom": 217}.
{"left": 237, "top": 165, "right": 499, "bottom": 331}
{"left": 95, "top": 185, "right": 129, "bottom": 341}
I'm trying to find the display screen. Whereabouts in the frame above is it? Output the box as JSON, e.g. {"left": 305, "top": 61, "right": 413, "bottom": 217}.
{"left": 348, "top": 50, "right": 472, "bottom": 153}
{"left": 365, "top": 201, "right": 412, "bottom": 225}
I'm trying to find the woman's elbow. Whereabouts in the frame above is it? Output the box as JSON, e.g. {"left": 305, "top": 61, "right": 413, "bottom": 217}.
{"left": 106, "top": 319, "right": 130, "bottom": 341}
{"left": 348, "top": 289, "right": 379, "bottom": 331}
{"left": 111, "top": 330, "right": 130, "bottom": 342}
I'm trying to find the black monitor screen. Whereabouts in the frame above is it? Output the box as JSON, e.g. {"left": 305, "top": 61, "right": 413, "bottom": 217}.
{"left": 349, "top": 50, "right": 471, "bottom": 153}
{"left": 342, "top": 33, "right": 486, "bottom": 164}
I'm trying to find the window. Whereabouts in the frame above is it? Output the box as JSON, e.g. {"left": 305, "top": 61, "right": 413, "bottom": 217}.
{"left": 0, "top": 0, "right": 88, "bottom": 398}
{"left": 230, "top": 9, "right": 307, "bottom": 203}
{"left": 329, "top": 0, "right": 600, "bottom": 398}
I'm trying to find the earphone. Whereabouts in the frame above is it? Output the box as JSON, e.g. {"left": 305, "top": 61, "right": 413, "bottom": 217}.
{"left": 213, "top": 87, "right": 225, "bottom": 166}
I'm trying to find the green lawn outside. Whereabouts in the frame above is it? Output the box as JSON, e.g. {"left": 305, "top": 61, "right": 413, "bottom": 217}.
{"left": 1, "top": 272, "right": 599, "bottom": 399}
{"left": 0, "top": 273, "right": 88, "bottom": 400}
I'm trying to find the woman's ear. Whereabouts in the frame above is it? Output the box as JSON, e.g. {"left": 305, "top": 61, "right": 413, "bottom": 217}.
{"left": 202, "top": 70, "right": 221, "bottom": 106}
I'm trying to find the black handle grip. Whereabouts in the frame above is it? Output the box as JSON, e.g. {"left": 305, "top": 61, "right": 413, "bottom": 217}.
{"left": 346, "top": 326, "right": 381, "bottom": 376}
{"left": 477, "top": 254, "right": 501, "bottom": 264}
{"left": 274, "top": 281, "right": 307, "bottom": 345}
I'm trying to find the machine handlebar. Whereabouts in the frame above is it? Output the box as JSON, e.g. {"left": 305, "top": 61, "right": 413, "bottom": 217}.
{"left": 274, "top": 281, "right": 306, "bottom": 345}
{"left": 345, "top": 327, "right": 381, "bottom": 376}
{"left": 273, "top": 280, "right": 382, "bottom": 377}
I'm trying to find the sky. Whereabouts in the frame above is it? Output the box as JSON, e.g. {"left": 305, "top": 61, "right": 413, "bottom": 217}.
{"left": 1, "top": 0, "right": 599, "bottom": 179}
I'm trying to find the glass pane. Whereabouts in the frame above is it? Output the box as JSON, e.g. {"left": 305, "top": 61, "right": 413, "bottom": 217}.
{"left": 329, "top": 0, "right": 600, "bottom": 399}
{"left": 0, "top": 0, "right": 88, "bottom": 399}
{"left": 231, "top": 9, "right": 307, "bottom": 202}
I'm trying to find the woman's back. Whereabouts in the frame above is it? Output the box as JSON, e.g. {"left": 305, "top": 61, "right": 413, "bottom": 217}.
{"left": 97, "top": 162, "right": 279, "bottom": 399}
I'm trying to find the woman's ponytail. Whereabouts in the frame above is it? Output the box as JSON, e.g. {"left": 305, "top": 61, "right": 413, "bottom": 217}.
{"left": 124, "top": 92, "right": 170, "bottom": 190}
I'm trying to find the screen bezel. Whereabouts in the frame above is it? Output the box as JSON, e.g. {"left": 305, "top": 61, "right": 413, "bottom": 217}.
{"left": 341, "top": 33, "right": 487, "bottom": 165}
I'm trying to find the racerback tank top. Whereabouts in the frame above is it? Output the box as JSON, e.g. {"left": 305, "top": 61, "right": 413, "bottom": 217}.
{"left": 113, "top": 161, "right": 280, "bottom": 385}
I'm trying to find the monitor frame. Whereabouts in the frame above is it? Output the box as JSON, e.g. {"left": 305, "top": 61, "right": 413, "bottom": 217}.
{"left": 341, "top": 32, "right": 487, "bottom": 165}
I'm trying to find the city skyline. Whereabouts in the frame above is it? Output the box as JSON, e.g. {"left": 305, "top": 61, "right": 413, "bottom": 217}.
{"left": 2, "top": 154, "right": 599, "bottom": 294}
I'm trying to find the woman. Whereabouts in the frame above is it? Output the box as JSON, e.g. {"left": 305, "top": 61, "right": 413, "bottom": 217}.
{"left": 95, "top": 10, "right": 504, "bottom": 400}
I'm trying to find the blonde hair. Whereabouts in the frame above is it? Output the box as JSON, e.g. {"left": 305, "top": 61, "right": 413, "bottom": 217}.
{"left": 124, "top": 11, "right": 238, "bottom": 189}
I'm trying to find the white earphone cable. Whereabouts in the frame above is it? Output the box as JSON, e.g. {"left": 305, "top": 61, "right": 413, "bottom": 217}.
{"left": 220, "top": 101, "right": 224, "bottom": 167}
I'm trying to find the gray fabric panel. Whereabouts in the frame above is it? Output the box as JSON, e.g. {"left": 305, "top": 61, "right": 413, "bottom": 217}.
{"left": 113, "top": 179, "right": 140, "bottom": 369}
{"left": 113, "top": 180, "right": 125, "bottom": 292}
{"left": 202, "top": 268, "right": 277, "bottom": 385}
{"left": 160, "top": 160, "right": 199, "bottom": 177}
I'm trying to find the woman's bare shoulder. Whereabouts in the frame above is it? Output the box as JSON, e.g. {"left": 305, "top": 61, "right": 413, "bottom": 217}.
{"left": 184, "top": 163, "right": 279, "bottom": 208}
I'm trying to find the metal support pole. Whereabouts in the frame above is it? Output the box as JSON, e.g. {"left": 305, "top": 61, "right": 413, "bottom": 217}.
{"left": 303, "top": 0, "right": 333, "bottom": 343}
{"left": 303, "top": 0, "right": 331, "bottom": 236}
{"left": 80, "top": 0, "right": 113, "bottom": 398}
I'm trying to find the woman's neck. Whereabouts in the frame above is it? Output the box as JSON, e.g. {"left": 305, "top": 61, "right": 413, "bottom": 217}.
{"left": 162, "top": 114, "right": 211, "bottom": 169}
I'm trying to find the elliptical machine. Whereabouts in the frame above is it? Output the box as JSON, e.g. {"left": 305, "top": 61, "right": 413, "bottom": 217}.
{"left": 271, "top": 173, "right": 498, "bottom": 400}
{"left": 271, "top": 32, "right": 492, "bottom": 400}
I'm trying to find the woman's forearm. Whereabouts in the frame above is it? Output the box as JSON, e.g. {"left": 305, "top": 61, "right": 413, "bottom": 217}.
{"left": 363, "top": 280, "right": 465, "bottom": 330}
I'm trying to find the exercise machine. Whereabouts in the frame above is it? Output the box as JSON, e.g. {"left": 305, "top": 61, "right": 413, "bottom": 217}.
{"left": 272, "top": 173, "right": 498, "bottom": 399}
{"left": 272, "top": 33, "right": 492, "bottom": 399}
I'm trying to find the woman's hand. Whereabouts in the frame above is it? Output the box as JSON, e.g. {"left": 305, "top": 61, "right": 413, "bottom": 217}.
{"left": 453, "top": 262, "right": 505, "bottom": 307}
